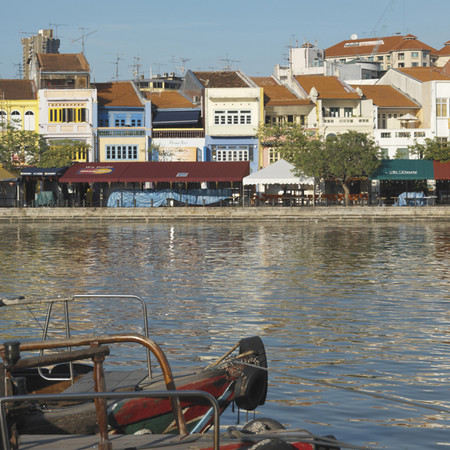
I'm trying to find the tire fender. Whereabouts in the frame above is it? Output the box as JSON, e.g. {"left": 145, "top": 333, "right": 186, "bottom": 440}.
{"left": 235, "top": 336, "right": 268, "bottom": 410}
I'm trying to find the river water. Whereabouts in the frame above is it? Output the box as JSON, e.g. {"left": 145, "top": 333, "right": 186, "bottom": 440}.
{"left": 0, "top": 220, "right": 449, "bottom": 449}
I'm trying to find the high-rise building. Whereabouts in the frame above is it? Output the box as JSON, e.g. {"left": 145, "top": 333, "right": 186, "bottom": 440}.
{"left": 21, "top": 29, "right": 60, "bottom": 80}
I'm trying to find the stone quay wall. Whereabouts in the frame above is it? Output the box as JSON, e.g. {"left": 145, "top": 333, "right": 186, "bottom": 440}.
{"left": 0, "top": 206, "right": 449, "bottom": 222}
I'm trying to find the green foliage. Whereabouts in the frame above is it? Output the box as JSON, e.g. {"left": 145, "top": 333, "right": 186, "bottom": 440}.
{"left": 257, "top": 124, "right": 382, "bottom": 204}
{"left": 408, "top": 138, "right": 450, "bottom": 162}
{"left": 0, "top": 123, "right": 48, "bottom": 171}
{"left": 39, "top": 139, "right": 88, "bottom": 168}
{"left": 318, "top": 131, "right": 382, "bottom": 183}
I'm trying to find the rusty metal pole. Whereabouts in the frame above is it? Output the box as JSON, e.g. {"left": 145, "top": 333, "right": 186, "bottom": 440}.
{"left": 92, "top": 349, "right": 112, "bottom": 450}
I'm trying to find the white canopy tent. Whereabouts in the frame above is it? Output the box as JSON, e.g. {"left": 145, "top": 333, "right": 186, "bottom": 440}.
{"left": 243, "top": 159, "right": 314, "bottom": 187}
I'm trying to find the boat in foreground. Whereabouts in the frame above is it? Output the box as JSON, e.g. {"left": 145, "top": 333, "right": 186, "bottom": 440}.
{"left": 0, "top": 333, "right": 356, "bottom": 450}
{"left": 0, "top": 294, "right": 268, "bottom": 437}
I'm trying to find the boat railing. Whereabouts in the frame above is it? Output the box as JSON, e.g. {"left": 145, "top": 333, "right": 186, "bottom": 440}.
{"left": 0, "top": 333, "right": 192, "bottom": 442}
{"left": 0, "top": 390, "right": 220, "bottom": 450}
{"left": 0, "top": 294, "right": 152, "bottom": 382}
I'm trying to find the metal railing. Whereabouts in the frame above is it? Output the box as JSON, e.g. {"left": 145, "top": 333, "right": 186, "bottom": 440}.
{"left": 0, "top": 390, "right": 220, "bottom": 450}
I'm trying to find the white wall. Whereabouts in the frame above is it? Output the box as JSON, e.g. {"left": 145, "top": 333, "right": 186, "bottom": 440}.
{"left": 205, "top": 87, "right": 261, "bottom": 136}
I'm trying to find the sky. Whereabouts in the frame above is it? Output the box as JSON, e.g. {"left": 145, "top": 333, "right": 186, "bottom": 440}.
{"left": 1, "top": 0, "right": 449, "bottom": 82}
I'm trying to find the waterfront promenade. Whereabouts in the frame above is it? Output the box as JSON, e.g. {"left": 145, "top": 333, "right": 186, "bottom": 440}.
{"left": 0, "top": 205, "right": 449, "bottom": 222}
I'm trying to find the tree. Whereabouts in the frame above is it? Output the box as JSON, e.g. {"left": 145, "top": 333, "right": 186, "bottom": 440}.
{"left": 318, "top": 131, "right": 381, "bottom": 205}
{"left": 257, "top": 124, "right": 381, "bottom": 205}
{"left": 39, "top": 139, "right": 89, "bottom": 168}
{"left": 408, "top": 138, "right": 450, "bottom": 162}
{"left": 0, "top": 123, "right": 48, "bottom": 171}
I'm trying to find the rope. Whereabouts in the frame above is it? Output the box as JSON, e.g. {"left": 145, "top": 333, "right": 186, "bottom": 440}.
{"left": 236, "top": 361, "right": 450, "bottom": 415}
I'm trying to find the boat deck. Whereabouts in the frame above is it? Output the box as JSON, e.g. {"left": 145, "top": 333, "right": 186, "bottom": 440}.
{"left": 18, "top": 433, "right": 218, "bottom": 449}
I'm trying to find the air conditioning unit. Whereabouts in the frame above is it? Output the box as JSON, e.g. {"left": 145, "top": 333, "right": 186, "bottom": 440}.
{"left": 193, "top": 96, "right": 200, "bottom": 104}
{"left": 169, "top": 72, "right": 175, "bottom": 77}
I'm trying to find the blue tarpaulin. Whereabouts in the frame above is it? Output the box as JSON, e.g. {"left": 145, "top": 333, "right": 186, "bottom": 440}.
{"left": 395, "top": 192, "right": 427, "bottom": 206}
{"left": 107, "top": 188, "right": 233, "bottom": 207}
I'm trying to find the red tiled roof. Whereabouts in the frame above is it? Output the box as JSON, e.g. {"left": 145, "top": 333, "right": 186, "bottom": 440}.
{"left": 96, "top": 82, "right": 143, "bottom": 107}
{"left": 295, "top": 75, "right": 360, "bottom": 99}
{"left": 251, "top": 77, "right": 312, "bottom": 106}
{"left": 351, "top": 84, "right": 420, "bottom": 108}
{"left": 326, "top": 34, "right": 437, "bottom": 58}
{"left": 36, "top": 53, "right": 90, "bottom": 72}
{"left": 145, "top": 91, "right": 194, "bottom": 108}
{"left": 396, "top": 67, "right": 450, "bottom": 82}
{"left": 251, "top": 77, "right": 279, "bottom": 87}
{"left": 192, "top": 71, "right": 249, "bottom": 88}
{"left": 0, "top": 80, "right": 36, "bottom": 100}
{"left": 60, "top": 161, "right": 250, "bottom": 183}
{"left": 437, "top": 41, "right": 450, "bottom": 56}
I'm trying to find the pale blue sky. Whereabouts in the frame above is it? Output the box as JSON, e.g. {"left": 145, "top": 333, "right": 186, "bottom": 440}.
{"left": 1, "top": 0, "right": 449, "bottom": 82}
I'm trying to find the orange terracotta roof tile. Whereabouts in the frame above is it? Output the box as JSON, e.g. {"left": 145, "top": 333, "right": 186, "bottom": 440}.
{"left": 36, "top": 53, "right": 90, "bottom": 72}
{"left": 396, "top": 67, "right": 450, "bottom": 82}
{"left": 96, "top": 82, "right": 143, "bottom": 107}
{"left": 144, "top": 91, "right": 195, "bottom": 109}
{"left": 437, "top": 41, "right": 450, "bottom": 56}
{"left": 0, "top": 79, "right": 36, "bottom": 100}
{"left": 351, "top": 84, "right": 420, "bottom": 108}
{"left": 326, "top": 34, "right": 437, "bottom": 58}
{"left": 295, "top": 75, "right": 360, "bottom": 99}
{"left": 250, "top": 77, "right": 279, "bottom": 87}
{"left": 251, "top": 77, "right": 312, "bottom": 106}
{"left": 192, "top": 71, "right": 249, "bottom": 88}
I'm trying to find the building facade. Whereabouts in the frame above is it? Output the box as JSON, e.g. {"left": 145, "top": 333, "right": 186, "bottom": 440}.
{"left": 96, "top": 81, "right": 151, "bottom": 163}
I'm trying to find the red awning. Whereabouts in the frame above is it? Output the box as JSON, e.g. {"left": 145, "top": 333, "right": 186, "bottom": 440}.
{"left": 59, "top": 163, "right": 132, "bottom": 183}
{"left": 59, "top": 161, "right": 250, "bottom": 183}
{"left": 121, "top": 162, "right": 250, "bottom": 183}
{"left": 434, "top": 161, "right": 450, "bottom": 180}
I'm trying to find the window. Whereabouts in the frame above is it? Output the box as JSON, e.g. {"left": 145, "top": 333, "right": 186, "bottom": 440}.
{"left": 213, "top": 110, "right": 252, "bottom": 125}
{"left": 396, "top": 148, "right": 409, "bottom": 159}
{"left": 398, "top": 53, "right": 404, "bottom": 60}
{"left": 49, "top": 107, "right": 87, "bottom": 123}
{"left": 10, "top": 111, "right": 21, "bottom": 129}
{"left": 377, "top": 56, "right": 384, "bottom": 61}
{"left": 0, "top": 111, "right": 6, "bottom": 125}
{"left": 105, "top": 145, "right": 139, "bottom": 160}
{"left": 211, "top": 145, "right": 253, "bottom": 162}
{"left": 436, "top": 98, "right": 448, "bottom": 117}
{"left": 343, "top": 108, "right": 352, "bottom": 117}
{"left": 412, "top": 62, "right": 418, "bottom": 67}
{"left": 269, "top": 148, "right": 280, "bottom": 164}
{"left": 24, "top": 111, "right": 35, "bottom": 131}
{"left": 329, "top": 107, "right": 339, "bottom": 117}
{"left": 398, "top": 63, "right": 405, "bottom": 68}
{"left": 380, "top": 148, "right": 389, "bottom": 158}
{"left": 411, "top": 52, "right": 419, "bottom": 58}
{"left": 381, "top": 132, "right": 391, "bottom": 138}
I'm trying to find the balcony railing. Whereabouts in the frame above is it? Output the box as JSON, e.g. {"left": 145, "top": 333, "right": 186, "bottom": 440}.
{"left": 374, "top": 128, "right": 432, "bottom": 141}
{"left": 322, "top": 117, "right": 372, "bottom": 125}
{"left": 152, "top": 129, "right": 205, "bottom": 139}
{"left": 98, "top": 128, "right": 146, "bottom": 137}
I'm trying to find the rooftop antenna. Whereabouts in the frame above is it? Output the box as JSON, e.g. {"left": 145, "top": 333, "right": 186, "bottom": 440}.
{"left": 49, "top": 24, "right": 67, "bottom": 39}
{"left": 178, "top": 57, "right": 191, "bottom": 75}
{"left": 19, "top": 31, "right": 36, "bottom": 37}
{"left": 110, "top": 54, "right": 124, "bottom": 81}
{"left": 72, "top": 27, "right": 97, "bottom": 55}
{"left": 130, "top": 56, "right": 142, "bottom": 80}
{"left": 218, "top": 54, "right": 240, "bottom": 71}
{"left": 13, "top": 63, "right": 23, "bottom": 79}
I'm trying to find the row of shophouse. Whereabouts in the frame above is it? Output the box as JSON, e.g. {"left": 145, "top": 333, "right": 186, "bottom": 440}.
{"left": 1, "top": 33, "right": 450, "bottom": 205}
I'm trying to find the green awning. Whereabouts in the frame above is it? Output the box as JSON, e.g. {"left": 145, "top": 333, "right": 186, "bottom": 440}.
{"left": 371, "top": 159, "right": 434, "bottom": 180}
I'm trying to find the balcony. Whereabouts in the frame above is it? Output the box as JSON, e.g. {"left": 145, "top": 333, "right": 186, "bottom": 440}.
{"left": 374, "top": 128, "right": 433, "bottom": 144}
{"left": 152, "top": 129, "right": 205, "bottom": 139}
